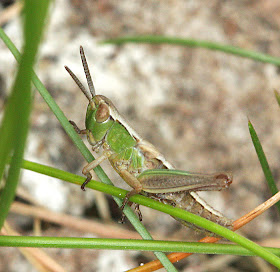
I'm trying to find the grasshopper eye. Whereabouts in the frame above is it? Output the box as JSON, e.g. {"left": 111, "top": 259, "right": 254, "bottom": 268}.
{"left": 95, "top": 103, "right": 110, "bottom": 123}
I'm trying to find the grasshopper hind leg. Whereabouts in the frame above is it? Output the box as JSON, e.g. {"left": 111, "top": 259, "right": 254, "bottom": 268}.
{"left": 120, "top": 202, "right": 142, "bottom": 223}
{"left": 134, "top": 203, "right": 142, "bottom": 221}
{"left": 119, "top": 170, "right": 143, "bottom": 209}
{"left": 118, "top": 170, "right": 144, "bottom": 221}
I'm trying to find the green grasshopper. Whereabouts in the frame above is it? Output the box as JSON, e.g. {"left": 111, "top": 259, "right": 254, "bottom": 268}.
{"left": 65, "top": 46, "right": 233, "bottom": 234}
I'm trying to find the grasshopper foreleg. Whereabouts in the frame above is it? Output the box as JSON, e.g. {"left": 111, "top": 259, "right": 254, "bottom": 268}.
{"left": 69, "top": 120, "right": 97, "bottom": 148}
{"left": 81, "top": 151, "right": 112, "bottom": 190}
{"left": 70, "top": 120, "right": 112, "bottom": 190}
{"left": 69, "top": 120, "right": 87, "bottom": 134}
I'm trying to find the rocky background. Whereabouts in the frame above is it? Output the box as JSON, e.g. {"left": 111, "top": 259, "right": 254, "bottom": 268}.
{"left": 0, "top": 1, "right": 280, "bottom": 271}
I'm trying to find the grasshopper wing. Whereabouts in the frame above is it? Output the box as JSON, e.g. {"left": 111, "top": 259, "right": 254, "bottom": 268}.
{"left": 137, "top": 169, "right": 232, "bottom": 193}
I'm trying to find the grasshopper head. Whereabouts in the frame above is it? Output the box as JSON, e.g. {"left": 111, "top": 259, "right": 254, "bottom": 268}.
{"left": 85, "top": 95, "right": 114, "bottom": 142}
{"left": 65, "top": 46, "right": 114, "bottom": 142}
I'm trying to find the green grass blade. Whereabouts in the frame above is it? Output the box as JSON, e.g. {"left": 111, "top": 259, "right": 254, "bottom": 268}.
{"left": 102, "top": 36, "right": 280, "bottom": 66}
{"left": 22, "top": 159, "right": 280, "bottom": 269}
{"left": 0, "top": 29, "right": 176, "bottom": 272}
{"left": 274, "top": 90, "right": 280, "bottom": 107}
{"left": 1, "top": 236, "right": 280, "bottom": 257}
{"left": 248, "top": 120, "right": 280, "bottom": 215}
{"left": 0, "top": 0, "right": 50, "bottom": 229}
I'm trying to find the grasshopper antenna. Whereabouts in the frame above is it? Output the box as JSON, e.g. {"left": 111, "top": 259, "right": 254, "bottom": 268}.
{"left": 64, "top": 65, "right": 92, "bottom": 102}
{"left": 80, "top": 46, "right": 96, "bottom": 98}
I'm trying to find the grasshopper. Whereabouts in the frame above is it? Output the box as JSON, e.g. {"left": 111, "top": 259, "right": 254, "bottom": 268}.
{"left": 65, "top": 46, "right": 233, "bottom": 234}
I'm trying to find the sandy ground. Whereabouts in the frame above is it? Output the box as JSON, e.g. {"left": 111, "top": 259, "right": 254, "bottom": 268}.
{"left": 1, "top": 1, "right": 280, "bottom": 271}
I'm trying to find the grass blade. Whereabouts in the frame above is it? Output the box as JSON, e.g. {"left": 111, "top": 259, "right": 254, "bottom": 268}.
{"left": 0, "top": 0, "right": 50, "bottom": 229}
{"left": 274, "top": 90, "right": 280, "bottom": 107}
{"left": 248, "top": 120, "right": 280, "bottom": 215}
{"left": 1, "top": 236, "right": 280, "bottom": 257}
{"left": 103, "top": 36, "right": 280, "bottom": 66}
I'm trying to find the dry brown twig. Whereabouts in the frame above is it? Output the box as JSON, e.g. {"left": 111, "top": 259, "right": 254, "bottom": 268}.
{"left": 10, "top": 201, "right": 148, "bottom": 239}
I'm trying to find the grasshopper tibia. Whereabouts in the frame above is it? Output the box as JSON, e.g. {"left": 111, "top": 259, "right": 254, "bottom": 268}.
{"left": 81, "top": 173, "right": 92, "bottom": 191}
{"left": 119, "top": 202, "right": 143, "bottom": 223}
